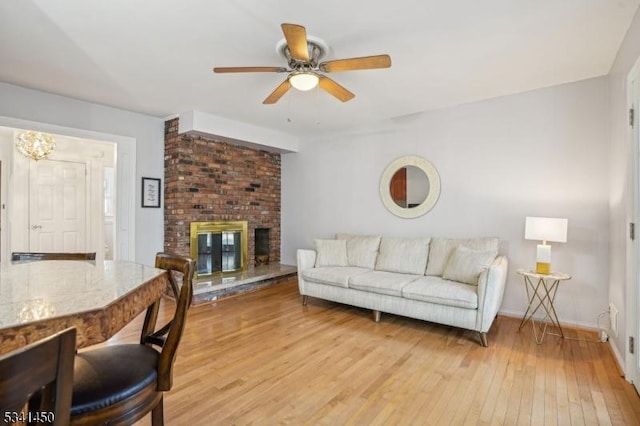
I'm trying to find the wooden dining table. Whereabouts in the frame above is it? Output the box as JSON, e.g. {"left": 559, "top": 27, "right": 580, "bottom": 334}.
{"left": 0, "top": 259, "right": 170, "bottom": 355}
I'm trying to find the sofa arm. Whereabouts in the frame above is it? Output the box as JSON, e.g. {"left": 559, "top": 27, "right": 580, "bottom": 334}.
{"left": 476, "top": 255, "right": 509, "bottom": 333}
{"left": 296, "top": 249, "right": 317, "bottom": 294}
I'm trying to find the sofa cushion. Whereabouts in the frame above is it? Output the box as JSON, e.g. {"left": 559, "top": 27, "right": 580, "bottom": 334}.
{"left": 425, "top": 237, "right": 500, "bottom": 276}
{"left": 336, "top": 234, "right": 382, "bottom": 269}
{"left": 302, "top": 266, "right": 371, "bottom": 288}
{"left": 374, "top": 237, "right": 430, "bottom": 275}
{"left": 442, "top": 246, "right": 498, "bottom": 285}
{"left": 349, "top": 271, "right": 421, "bottom": 297}
{"left": 314, "top": 239, "right": 349, "bottom": 267}
{"left": 402, "top": 276, "right": 478, "bottom": 309}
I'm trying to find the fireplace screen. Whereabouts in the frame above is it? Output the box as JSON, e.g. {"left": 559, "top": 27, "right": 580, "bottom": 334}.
{"left": 190, "top": 221, "right": 248, "bottom": 278}
{"left": 196, "top": 231, "right": 242, "bottom": 274}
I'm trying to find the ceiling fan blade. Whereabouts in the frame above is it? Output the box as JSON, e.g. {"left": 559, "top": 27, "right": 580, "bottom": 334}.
{"left": 281, "top": 23, "right": 309, "bottom": 62}
{"left": 213, "top": 66, "right": 288, "bottom": 73}
{"left": 318, "top": 76, "right": 355, "bottom": 102}
{"left": 263, "top": 80, "right": 292, "bottom": 104}
{"left": 319, "top": 54, "right": 392, "bottom": 72}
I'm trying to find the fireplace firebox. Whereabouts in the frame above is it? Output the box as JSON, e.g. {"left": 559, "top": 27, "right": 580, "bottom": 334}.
{"left": 190, "top": 221, "right": 248, "bottom": 279}
{"left": 255, "top": 228, "right": 270, "bottom": 265}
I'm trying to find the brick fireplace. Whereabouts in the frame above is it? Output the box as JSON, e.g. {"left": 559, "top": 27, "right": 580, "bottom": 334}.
{"left": 163, "top": 118, "right": 281, "bottom": 270}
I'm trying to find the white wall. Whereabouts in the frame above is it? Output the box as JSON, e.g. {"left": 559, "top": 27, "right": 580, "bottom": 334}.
{"left": 608, "top": 8, "right": 640, "bottom": 372}
{"left": 0, "top": 83, "right": 165, "bottom": 266}
{"left": 282, "top": 76, "right": 610, "bottom": 328}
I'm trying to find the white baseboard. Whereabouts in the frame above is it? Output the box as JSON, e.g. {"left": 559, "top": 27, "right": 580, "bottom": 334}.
{"left": 608, "top": 339, "right": 627, "bottom": 380}
{"left": 498, "top": 308, "right": 599, "bottom": 331}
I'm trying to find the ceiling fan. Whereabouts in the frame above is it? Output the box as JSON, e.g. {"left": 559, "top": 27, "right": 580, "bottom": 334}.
{"left": 213, "top": 23, "right": 392, "bottom": 104}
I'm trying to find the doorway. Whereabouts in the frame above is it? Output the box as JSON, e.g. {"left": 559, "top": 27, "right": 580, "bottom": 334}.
{"left": 0, "top": 120, "right": 135, "bottom": 263}
{"left": 9, "top": 134, "right": 106, "bottom": 258}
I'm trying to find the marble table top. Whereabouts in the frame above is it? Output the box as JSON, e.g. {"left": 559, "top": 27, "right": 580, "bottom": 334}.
{"left": 516, "top": 268, "right": 572, "bottom": 281}
{"left": 0, "top": 260, "right": 169, "bottom": 354}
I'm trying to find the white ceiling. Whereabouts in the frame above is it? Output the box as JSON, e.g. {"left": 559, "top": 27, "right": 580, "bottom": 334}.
{"left": 1, "top": 0, "right": 638, "bottom": 138}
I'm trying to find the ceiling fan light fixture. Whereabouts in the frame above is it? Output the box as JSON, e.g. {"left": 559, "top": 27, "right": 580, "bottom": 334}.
{"left": 289, "top": 72, "right": 319, "bottom": 91}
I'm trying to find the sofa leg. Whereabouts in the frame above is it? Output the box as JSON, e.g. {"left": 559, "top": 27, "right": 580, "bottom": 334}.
{"left": 479, "top": 332, "right": 488, "bottom": 347}
{"left": 302, "top": 295, "right": 308, "bottom": 306}
{"left": 373, "top": 310, "right": 381, "bottom": 322}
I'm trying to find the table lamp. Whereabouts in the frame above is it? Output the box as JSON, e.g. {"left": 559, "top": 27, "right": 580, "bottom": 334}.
{"left": 524, "top": 216, "right": 568, "bottom": 274}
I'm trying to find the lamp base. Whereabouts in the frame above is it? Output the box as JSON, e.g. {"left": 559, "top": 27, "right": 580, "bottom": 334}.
{"left": 536, "top": 262, "right": 551, "bottom": 274}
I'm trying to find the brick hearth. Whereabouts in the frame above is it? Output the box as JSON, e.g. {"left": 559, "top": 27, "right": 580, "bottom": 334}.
{"left": 163, "top": 118, "right": 281, "bottom": 267}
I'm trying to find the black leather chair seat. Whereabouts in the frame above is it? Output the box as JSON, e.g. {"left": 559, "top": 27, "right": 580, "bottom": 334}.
{"left": 71, "top": 344, "right": 160, "bottom": 416}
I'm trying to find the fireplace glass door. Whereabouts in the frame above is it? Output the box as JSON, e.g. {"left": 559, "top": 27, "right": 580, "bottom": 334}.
{"left": 196, "top": 231, "right": 243, "bottom": 275}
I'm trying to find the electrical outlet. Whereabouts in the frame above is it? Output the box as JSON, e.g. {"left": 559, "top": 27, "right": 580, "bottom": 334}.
{"left": 599, "top": 330, "right": 609, "bottom": 342}
{"left": 609, "top": 303, "right": 619, "bottom": 336}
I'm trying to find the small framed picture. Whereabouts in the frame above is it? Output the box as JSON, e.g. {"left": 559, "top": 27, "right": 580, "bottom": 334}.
{"left": 142, "top": 177, "right": 161, "bottom": 208}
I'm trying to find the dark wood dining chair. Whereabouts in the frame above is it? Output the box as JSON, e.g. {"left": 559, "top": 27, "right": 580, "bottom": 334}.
{"left": 69, "top": 253, "right": 195, "bottom": 426}
{"left": 11, "top": 252, "right": 97, "bottom": 263}
{"left": 0, "top": 327, "right": 77, "bottom": 426}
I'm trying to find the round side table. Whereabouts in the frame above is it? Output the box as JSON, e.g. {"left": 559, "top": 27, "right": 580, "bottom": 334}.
{"left": 517, "top": 269, "right": 572, "bottom": 344}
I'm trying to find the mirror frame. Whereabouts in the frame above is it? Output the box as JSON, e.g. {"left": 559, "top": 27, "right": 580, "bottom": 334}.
{"left": 380, "top": 155, "right": 441, "bottom": 219}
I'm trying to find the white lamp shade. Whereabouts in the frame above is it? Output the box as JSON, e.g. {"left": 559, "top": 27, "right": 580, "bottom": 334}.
{"left": 524, "top": 217, "right": 568, "bottom": 243}
{"left": 289, "top": 73, "right": 319, "bottom": 91}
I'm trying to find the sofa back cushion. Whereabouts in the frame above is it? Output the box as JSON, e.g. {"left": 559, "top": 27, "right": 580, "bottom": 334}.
{"left": 314, "top": 239, "right": 349, "bottom": 267}
{"left": 374, "top": 237, "right": 430, "bottom": 275}
{"left": 335, "top": 234, "right": 382, "bottom": 269}
{"left": 442, "top": 246, "right": 498, "bottom": 285}
{"left": 426, "top": 237, "right": 500, "bottom": 276}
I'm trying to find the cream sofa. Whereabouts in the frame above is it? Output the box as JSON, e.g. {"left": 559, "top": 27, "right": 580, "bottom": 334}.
{"left": 296, "top": 234, "right": 509, "bottom": 346}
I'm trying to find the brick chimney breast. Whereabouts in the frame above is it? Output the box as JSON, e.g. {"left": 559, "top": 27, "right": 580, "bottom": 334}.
{"left": 164, "top": 118, "right": 281, "bottom": 266}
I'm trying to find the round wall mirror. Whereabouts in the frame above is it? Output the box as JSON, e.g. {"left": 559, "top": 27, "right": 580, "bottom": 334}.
{"left": 380, "top": 156, "right": 441, "bottom": 218}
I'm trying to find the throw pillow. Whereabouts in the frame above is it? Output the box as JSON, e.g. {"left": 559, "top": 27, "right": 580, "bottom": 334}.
{"left": 335, "top": 234, "right": 381, "bottom": 269}
{"left": 314, "top": 239, "right": 349, "bottom": 267}
{"left": 426, "top": 237, "right": 500, "bottom": 276}
{"left": 442, "top": 246, "right": 498, "bottom": 285}
{"left": 425, "top": 238, "right": 458, "bottom": 276}
{"left": 374, "top": 237, "right": 430, "bottom": 275}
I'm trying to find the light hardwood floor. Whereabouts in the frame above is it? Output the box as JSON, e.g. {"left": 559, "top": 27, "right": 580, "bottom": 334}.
{"left": 110, "top": 279, "right": 640, "bottom": 425}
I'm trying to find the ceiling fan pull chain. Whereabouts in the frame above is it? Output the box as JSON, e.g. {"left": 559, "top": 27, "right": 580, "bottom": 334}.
{"left": 315, "top": 84, "right": 321, "bottom": 126}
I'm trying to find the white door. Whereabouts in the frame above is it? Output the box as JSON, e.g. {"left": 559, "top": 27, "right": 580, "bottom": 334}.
{"left": 628, "top": 61, "right": 640, "bottom": 393}
{"left": 633, "top": 73, "right": 640, "bottom": 394}
{"left": 29, "top": 159, "right": 87, "bottom": 252}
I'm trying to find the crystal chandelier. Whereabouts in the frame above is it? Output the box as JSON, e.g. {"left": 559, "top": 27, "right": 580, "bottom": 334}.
{"left": 16, "top": 130, "right": 56, "bottom": 161}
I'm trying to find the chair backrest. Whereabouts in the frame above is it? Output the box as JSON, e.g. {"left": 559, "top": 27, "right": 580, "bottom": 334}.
{"left": 0, "top": 327, "right": 76, "bottom": 426}
{"left": 140, "top": 252, "right": 195, "bottom": 391}
{"left": 11, "top": 252, "right": 97, "bottom": 263}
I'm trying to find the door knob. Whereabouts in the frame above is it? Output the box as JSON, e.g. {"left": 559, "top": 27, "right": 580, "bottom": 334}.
{"left": 31, "top": 225, "right": 42, "bottom": 230}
